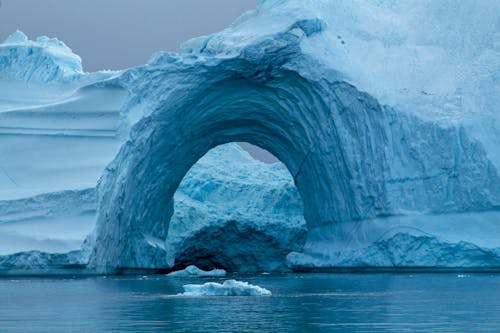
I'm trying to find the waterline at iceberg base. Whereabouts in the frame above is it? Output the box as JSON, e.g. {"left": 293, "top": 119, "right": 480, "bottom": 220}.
{"left": 1, "top": 0, "right": 499, "bottom": 275}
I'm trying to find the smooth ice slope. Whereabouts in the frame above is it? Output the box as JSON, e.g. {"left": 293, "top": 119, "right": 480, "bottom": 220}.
{"left": 0, "top": 189, "right": 96, "bottom": 255}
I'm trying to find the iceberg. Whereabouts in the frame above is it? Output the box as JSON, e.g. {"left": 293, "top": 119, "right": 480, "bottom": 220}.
{"left": 88, "top": 0, "right": 499, "bottom": 272}
{"left": 167, "top": 265, "right": 226, "bottom": 277}
{"left": 0, "top": 30, "right": 83, "bottom": 84}
{"left": 180, "top": 280, "right": 272, "bottom": 296}
{"left": 0, "top": 0, "right": 499, "bottom": 274}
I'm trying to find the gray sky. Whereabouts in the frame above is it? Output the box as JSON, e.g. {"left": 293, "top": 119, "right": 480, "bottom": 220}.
{"left": 0, "top": 0, "right": 278, "bottom": 163}
{"left": 0, "top": 0, "right": 258, "bottom": 71}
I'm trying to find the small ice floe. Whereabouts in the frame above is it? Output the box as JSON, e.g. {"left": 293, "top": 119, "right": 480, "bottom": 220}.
{"left": 166, "top": 265, "right": 226, "bottom": 277}
{"left": 179, "top": 279, "right": 272, "bottom": 296}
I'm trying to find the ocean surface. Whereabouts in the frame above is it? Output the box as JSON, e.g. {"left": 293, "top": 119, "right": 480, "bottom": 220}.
{"left": 0, "top": 273, "right": 498, "bottom": 332}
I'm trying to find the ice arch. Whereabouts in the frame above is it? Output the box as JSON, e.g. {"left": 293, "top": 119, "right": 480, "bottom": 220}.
{"left": 89, "top": 70, "right": 365, "bottom": 272}
{"left": 87, "top": 19, "right": 498, "bottom": 273}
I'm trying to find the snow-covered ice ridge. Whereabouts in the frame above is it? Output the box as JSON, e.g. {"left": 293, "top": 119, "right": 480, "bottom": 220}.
{"left": 1, "top": 0, "right": 499, "bottom": 274}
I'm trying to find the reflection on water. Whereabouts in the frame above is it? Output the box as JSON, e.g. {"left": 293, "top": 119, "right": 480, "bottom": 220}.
{"left": 0, "top": 273, "right": 499, "bottom": 332}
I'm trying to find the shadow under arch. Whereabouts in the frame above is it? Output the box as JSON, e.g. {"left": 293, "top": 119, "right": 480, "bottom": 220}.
{"left": 89, "top": 69, "right": 360, "bottom": 273}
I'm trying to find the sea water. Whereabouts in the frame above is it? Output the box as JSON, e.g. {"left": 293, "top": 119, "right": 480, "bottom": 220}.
{"left": 0, "top": 273, "right": 498, "bottom": 332}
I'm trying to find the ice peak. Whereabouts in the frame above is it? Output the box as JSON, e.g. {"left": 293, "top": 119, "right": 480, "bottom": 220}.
{"left": 4, "top": 30, "right": 28, "bottom": 44}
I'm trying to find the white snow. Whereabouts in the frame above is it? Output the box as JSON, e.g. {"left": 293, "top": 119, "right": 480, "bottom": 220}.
{"left": 180, "top": 279, "right": 271, "bottom": 296}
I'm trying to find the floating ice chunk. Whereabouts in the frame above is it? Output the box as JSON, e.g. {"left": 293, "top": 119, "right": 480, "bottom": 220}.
{"left": 180, "top": 279, "right": 271, "bottom": 296}
{"left": 167, "top": 265, "right": 226, "bottom": 277}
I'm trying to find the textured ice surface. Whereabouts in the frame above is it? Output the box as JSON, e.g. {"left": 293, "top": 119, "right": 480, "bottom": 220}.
{"left": 180, "top": 279, "right": 272, "bottom": 296}
{"left": 167, "top": 265, "right": 226, "bottom": 277}
{"left": 1, "top": 1, "right": 499, "bottom": 273}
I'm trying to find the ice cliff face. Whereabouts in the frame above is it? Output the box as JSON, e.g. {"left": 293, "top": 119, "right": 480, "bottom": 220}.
{"left": 1, "top": 0, "right": 500, "bottom": 274}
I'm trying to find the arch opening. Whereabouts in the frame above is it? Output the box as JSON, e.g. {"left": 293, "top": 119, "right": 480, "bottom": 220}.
{"left": 166, "top": 142, "right": 306, "bottom": 272}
